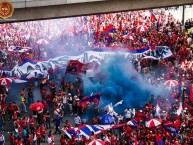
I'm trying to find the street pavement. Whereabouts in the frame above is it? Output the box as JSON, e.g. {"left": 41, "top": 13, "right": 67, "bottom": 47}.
{"left": 4, "top": 81, "right": 76, "bottom": 144}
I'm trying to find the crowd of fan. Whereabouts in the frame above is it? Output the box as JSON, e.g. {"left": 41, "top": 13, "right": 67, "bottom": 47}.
{"left": 0, "top": 17, "right": 90, "bottom": 69}
{"left": 0, "top": 8, "right": 192, "bottom": 145}
{"left": 0, "top": 9, "right": 192, "bottom": 70}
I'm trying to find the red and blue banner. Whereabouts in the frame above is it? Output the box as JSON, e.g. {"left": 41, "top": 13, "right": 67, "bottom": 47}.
{"left": 80, "top": 93, "right": 101, "bottom": 107}
{"left": 127, "top": 119, "right": 138, "bottom": 128}
{"left": 103, "top": 25, "right": 115, "bottom": 34}
{"left": 92, "top": 46, "right": 173, "bottom": 60}
{"left": 62, "top": 124, "right": 125, "bottom": 139}
{"left": 129, "top": 47, "right": 150, "bottom": 53}
{"left": 19, "top": 58, "right": 38, "bottom": 66}
{"left": 150, "top": 11, "right": 157, "bottom": 22}
{"left": 164, "top": 126, "right": 179, "bottom": 135}
{"left": 66, "top": 60, "right": 90, "bottom": 75}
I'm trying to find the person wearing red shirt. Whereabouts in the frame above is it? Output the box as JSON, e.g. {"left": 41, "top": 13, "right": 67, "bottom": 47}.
{"left": 41, "top": 114, "right": 46, "bottom": 126}
{"left": 18, "top": 126, "right": 22, "bottom": 138}
{"left": 13, "top": 136, "right": 18, "bottom": 145}
{"left": 10, "top": 132, "right": 14, "bottom": 145}
{"left": 49, "top": 80, "right": 56, "bottom": 93}
{"left": 26, "top": 134, "right": 33, "bottom": 145}
{"left": 48, "top": 68, "right": 54, "bottom": 80}
{"left": 21, "top": 117, "right": 27, "bottom": 129}
{"left": 60, "top": 135, "right": 65, "bottom": 145}
{"left": 12, "top": 112, "right": 18, "bottom": 122}
{"left": 64, "top": 120, "right": 71, "bottom": 129}
{"left": 13, "top": 103, "right": 20, "bottom": 118}
{"left": 15, "top": 119, "right": 21, "bottom": 128}
{"left": 110, "top": 134, "right": 116, "bottom": 145}
{"left": 36, "top": 127, "right": 41, "bottom": 145}
{"left": 1, "top": 93, "right": 7, "bottom": 103}
{"left": 91, "top": 116, "right": 99, "bottom": 125}
{"left": 29, "top": 116, "right": 35, "bottom": 134}
{"left": 40, "top": 124, "right": 46, "bottom": 143}
{"left": 69, "top": 135, "right": 75, "bottom": 145}
{"left": 17, "top": 137, "right": 23, "bottom": 145}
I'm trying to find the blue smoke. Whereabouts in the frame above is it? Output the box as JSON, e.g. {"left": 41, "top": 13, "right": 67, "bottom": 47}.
{"left": 83, "top": 55, "right": 169, "bottom": 113}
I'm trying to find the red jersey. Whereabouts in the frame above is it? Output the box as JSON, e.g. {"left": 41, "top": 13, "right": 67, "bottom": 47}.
{"left": 40, "top": 126, "right": 46, "bottom": 135}
{"left": 17, "top": 140, "right": 23, "bottom": 145}
{"left": 29, "top": 118, "right": 35, "bottom": 128}
{"left": 60, "top": 137, "right": 65, "bottom": 145}
{"left": 14, "top": 139, "right": 18, "bottom": 145}
{"left": 10, "top": 134, "right": 14, "bottom": 143}
{"left": 69, "top": 137, "right": 75, "bottom": 145}
{"left": 18, "top": 127, "right": 22, "bottom": 138}
{"left": 21, "top": 119, "right": 27, "bottom": 129}
{"left": 36, "top": 129, "right": 41, "bottom": 139}
{"left": 12, "top": 112, "right": 18, "bottom": 121}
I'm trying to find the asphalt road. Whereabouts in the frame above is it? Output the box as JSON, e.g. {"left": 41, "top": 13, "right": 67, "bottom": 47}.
{"left": 4, "top": 81, "right": 76, "bottom": 145}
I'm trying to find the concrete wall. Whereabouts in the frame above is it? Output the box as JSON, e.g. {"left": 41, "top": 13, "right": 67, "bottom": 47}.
{"left": 1, "top": 0, "right": 193, "bottom": 23}
{"left": 10, "top": 0, "right": 104, "bottom": 8}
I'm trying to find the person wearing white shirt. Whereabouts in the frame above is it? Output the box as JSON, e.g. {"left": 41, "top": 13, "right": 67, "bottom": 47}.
{"left": 47, "top": 134, "right": 53, "bottom": 145}
{"left": 117, "top": 114, "right": 124, "bottom": 124}
{"left": 187, "top": 37, "right": 192, "bottom": 45}
{"left": 62, "top": 94, "right": 67, "bottom": 112}
{"left": 62, "top": 94, "right": 67, "bottom": 104}
{"left": 103, "top": 134, "right": 110, "bottom": 143}
{"left": 32, "top": 132, "right": 37, "bottom": 145}
{"left": 124, "top": 108, "right": 132, "bottom": 121}
{"left": 0, "top": 132, "right": 5, "bottom": 145}
{"left": 74, "top": 114, "right": 81, "bottom": 127}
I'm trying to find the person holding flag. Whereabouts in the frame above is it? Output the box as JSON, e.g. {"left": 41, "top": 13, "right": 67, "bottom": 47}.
{"left": 155, "top": 131, "right": 164, "bottom": 145}
{"left": 117, "top": 114, "right": 124, "bottom": 124}
{"left": 103, "top": 103, "right": 117, "bottom": 116}
{"left": 124, "top": 108, "right": 133, "bottom": 122}
{"left": 103, "top": 100, "right": 124, "bottom": 116}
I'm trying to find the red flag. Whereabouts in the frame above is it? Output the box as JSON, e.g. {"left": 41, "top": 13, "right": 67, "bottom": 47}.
{"left": 190, "top": 84, "right": 193, "bottom": 103}
{"left": 66, "top": 60, "right": 90, "bottom": 75}
{"left": 134, "top": 137, "right": 138, "bottom": 145}
{"left": 103, "top": 25, "right": 114, "bottom": 34}
{"left": 155, "top": 133, "right": 162, "bottom": 143}
{"left": 173, "top": 119, "right": 180, "bottom": 130}
{"left": 150, "top": 12, "right": 156, "bottom": 22}
{"left": 80, "top": 93, "right": 101, "bottom": 107}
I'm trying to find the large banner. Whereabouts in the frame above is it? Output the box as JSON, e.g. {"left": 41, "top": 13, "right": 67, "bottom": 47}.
{"left": 2, "top": 46, "right": 173, "bottom": 80}
{"left": 143, "top": 46, "right": 173, "bottom": 60}
{"left": 62, "top": 124, "right": 124, "bottom": 139}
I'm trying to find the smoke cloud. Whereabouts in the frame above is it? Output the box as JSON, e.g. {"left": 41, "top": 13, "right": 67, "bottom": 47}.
{"left": 83, "top": 55, "right": 170, "bottom": 113}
